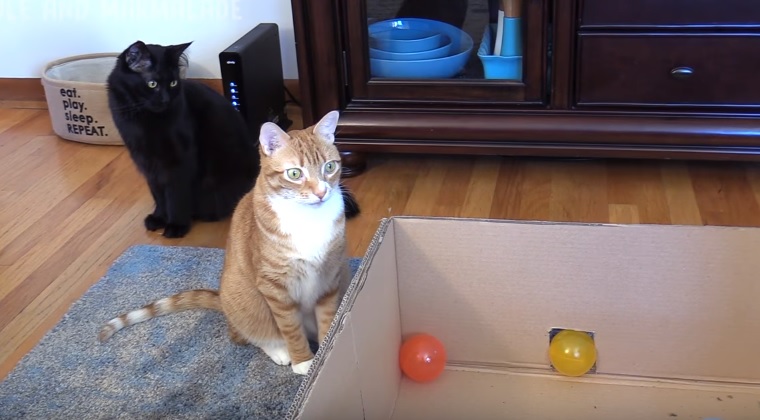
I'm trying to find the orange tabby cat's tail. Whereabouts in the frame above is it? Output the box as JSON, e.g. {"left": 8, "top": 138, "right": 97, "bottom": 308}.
{"left": 98, "top": 289, "right": 221, "bottom": 343}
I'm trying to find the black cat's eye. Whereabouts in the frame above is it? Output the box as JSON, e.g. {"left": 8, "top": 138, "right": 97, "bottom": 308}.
{"left": 147, "top": 80, "right": 158, "bottom": 89}
{"left": 324, "top": 160, "right": 339, "bottom": 175}
{"left": 170, "top": 80, "right": 178, "bottom": 87}
{"left": 286, "top": 168, "right": 302, "bottom": 181}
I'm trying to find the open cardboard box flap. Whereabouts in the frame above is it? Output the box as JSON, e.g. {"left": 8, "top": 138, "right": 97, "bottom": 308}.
{"left": 287, "top": 217, "right": 760, "bottom": 419}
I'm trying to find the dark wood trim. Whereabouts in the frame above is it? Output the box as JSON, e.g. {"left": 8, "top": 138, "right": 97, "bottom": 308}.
{"left": 578, "top": 0, "right": 760, "bottom": 30}
{"left": 335, "top": 109, "right": 760, "bottom": 147}
{"left": 550, "top": 0, "right": 577, "bottom": 109}
{"left": 344, "top": 0, "right": 368, "bottom": 100}
{"left": 292, "top": 0, "right": 316, "bottom": 125}
{"left": 0, "top": 77, "right": 300, "bottom": 107}
{"left": 334, "top": 139, "right": 760, "bottom": 161}
{"left": 525, "top": 0, "right": 550, "bottom": 103}
{"left": 291, "top": 0, "right": 345, "bottom": 127}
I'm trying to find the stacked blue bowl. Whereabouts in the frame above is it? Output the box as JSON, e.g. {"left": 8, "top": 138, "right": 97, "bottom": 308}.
{"left": 368, "top": 18, "right": 474, "bottom": 79}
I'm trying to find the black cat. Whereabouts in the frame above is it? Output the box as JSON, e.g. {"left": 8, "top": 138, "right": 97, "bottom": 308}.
{"left": 107, "top": 41, "right": 359, "bottom": 238}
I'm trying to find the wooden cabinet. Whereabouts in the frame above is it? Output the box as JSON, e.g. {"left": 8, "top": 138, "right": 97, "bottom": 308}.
{"left": 291, "top": 0, "right": 760, "bottom": 175}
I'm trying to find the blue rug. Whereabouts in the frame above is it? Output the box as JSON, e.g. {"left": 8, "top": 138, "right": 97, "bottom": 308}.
{"left": 0, "top": 245, "right": 361, "bottom": 419}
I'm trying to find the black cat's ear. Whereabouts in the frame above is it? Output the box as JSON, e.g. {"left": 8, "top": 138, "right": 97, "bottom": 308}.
{"left": 125, "top": 41, "right": 152, "bottom": 73}
{"left": 259, "top": 122, "right": 290, "bottom": 156}
{"left": 167, "top": 41, "right": 192, "bottom": 66}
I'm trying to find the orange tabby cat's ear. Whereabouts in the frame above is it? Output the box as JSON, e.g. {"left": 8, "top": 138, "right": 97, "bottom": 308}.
{"left": 312, "top": 110, "right": 340, "bottom": 144}
{"left": 259, "top": 122, "right": 290, "bottom": 156}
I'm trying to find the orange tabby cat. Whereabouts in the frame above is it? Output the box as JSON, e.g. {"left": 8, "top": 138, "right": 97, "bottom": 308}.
{"left": 99, "top": 110, "right": 349, "bottom": 375}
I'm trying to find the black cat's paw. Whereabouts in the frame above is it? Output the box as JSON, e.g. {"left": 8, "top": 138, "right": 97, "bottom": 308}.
{"left": 144, "top": 214, "right": 166, "bottom": 231}
{"left": 163, "top": 223, "right": 191, "bottom": 238}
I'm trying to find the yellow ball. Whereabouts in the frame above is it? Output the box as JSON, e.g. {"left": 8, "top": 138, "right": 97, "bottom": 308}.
{"left": 549, "top": 330, "right": 597, "bottom": 377}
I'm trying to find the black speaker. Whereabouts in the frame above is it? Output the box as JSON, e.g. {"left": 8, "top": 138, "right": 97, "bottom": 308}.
{"left": 219, "top": 23, "right": 292, "bottom": 134}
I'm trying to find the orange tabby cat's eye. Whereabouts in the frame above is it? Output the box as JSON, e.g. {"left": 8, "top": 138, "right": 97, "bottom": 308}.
{"left": 286, "top": 168, "right": 303, "bottom": 181}
{"left": 323, "top": 160, "right": 339, "bottom": 176}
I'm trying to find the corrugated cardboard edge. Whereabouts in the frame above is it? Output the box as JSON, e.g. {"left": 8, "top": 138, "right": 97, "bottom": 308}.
{"left": 379, "top": 215, "right": 760, "bottom": 235}
{"left": 285, "top": 218, "right": 395, "bottom": 420}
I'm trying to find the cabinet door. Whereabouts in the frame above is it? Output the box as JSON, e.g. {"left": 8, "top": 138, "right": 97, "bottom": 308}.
{"left": 341, "top": 0, "right": 549, "bottom": 106}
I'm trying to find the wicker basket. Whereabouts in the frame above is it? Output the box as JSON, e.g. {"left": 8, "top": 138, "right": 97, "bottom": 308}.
{"left": 41, "top": 53, "right": 123, "bottom": 146}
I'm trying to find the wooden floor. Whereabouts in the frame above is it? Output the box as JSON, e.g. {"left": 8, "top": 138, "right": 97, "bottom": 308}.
{"left": 3, "top": 103, "right": 760, "bottom": 380}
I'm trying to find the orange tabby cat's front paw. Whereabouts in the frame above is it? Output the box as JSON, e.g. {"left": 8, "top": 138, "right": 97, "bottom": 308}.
{"left": 292, "top": 359, "right": 313, "bottom": 375}
{"left": 261, "top": 343, "right": 291, "bottom": 366}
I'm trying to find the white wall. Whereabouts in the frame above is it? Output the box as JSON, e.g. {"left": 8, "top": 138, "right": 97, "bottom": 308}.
{"left": 0, "top": 0, "right": 299, "bottom": 79}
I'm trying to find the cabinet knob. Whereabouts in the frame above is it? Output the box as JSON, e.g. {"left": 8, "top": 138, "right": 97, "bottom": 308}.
{"left": 670, "top": 67, "right": 694, "bottom": 79}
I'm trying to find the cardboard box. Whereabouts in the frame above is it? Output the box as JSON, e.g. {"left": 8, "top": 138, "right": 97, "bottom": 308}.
{"left": 287, "top": 217, "right": 760, "bottom": 419}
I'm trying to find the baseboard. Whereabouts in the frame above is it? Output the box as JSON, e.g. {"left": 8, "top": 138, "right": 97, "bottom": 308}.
{"left": 0, "top": 78, "right": 47, "bottom": 101}
{"left": 0, "top": 78, "right": 301, "bottom": 108}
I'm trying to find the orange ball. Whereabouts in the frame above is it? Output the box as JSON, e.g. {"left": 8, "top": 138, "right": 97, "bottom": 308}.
{"left": 399, "top": 333, "right": 447, "bottom": 382}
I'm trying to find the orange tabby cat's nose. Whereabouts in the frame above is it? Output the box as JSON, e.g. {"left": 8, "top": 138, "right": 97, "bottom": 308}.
{"left": 314, "top": 187, "right": 326, "bottom": 200}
